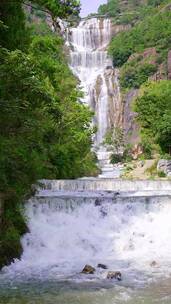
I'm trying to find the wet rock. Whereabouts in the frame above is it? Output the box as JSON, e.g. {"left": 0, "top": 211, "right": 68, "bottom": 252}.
{"left": 150, "top": 261, "right": 158, "bottom": 267}
{"left": 106, "top": 66, "right": 113, "bottom": 70}
{"left": 95, "top": 198, "right": 102, "bottom": 206}
{"left": 81, "top": 265, "right": 95, "bottom": 274}
{"left": 107, "top": 271, "right": 122, "bottom": 281}
{"left": 115, "top": 191, "right": 120, "bottom": 196}
{"left": 97, "top": 263, "right": 108, "bottom": 270}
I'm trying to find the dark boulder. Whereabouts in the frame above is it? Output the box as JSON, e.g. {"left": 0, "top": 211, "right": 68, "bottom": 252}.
{"left": 97, "top": 263, "right": 108, "bottom": 270}
{"left": 95, "top": 198, "right": 102, "bottom": 206}
{"left": 150, "top": 261, "right": 158, "bottom": 267}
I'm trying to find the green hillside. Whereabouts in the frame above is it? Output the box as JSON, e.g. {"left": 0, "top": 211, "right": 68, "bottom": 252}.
{"left": 104, "top": 0, "right": 171, "bottom": 157}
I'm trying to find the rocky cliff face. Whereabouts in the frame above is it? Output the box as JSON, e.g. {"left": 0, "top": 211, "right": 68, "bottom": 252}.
{"left": 122, "top": 47, "right": 170, "bottom": 146}
{"left": 111, "top": 24, "right": 131, "bottom": 37}
{"left": 123, "top": 89, "right": 140, "bottom": 145}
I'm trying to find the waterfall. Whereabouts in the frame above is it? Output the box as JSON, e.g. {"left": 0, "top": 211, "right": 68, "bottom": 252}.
{"left": 4, "top": 187, "right": 171, "bottom": 283}
{"left": 2, "top": 177, "right": 171, "bottom": 283}
{"left": 2, "top": 18, "right": 171, "bottom": 292}
{"left": 67, "top": 18, "right": 123, "bottom": 178}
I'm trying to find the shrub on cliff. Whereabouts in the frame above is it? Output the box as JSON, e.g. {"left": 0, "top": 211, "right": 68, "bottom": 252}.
{"left": 120, "top": 61, "right": 157, "bottom": 89}
{"left": 134, "top": 81, "right": 171, "bottom": 153}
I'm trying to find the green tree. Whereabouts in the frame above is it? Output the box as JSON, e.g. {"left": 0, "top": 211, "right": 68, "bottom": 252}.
{"left": 0, "top": 0, "right": 30, "bottom": 51}
{"left": 0, "top": 0, "right": 97, "bottom": 268}
{"left": 105, "top": 127, "right": 124, "bottom": 154}
{"left": 30, "top": 0, "right": 81, "bottom": 19}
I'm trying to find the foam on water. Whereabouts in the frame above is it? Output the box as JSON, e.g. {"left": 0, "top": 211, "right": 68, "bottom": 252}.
{"left": 3, "top": 194, "right": 171, "bottom": 284}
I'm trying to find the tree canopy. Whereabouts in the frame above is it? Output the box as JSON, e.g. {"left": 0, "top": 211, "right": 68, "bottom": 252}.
{"left": 29, "top": 0, "right": 81, "bottom": 18}
{"left": 0, "top": 0, "right": 97, "bottom": 268}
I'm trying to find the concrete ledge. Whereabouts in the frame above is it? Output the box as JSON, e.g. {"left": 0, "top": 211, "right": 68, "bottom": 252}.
{"left": 39, "top": 179, "right": 171, "bottom": 192}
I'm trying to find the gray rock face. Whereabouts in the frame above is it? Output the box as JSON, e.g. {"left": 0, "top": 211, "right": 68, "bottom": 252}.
{"left": 157, "top": 159, "right": 171, "bottom": 177}
{"left": 123, "top": 89, "right": 140, "bottom": 145}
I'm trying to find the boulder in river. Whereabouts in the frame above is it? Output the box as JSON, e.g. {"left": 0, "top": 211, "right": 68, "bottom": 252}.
{"left": 150, "top": 261, "right": 158, "bottom": 267}
{"left": 97, "top": 263, "right": 108, "bottom": 269}
{"left": 107, "top": 271, "right": 122, "bottom": 281}
{"left": 95, "top": 198, "right": 102, "bottom": 206}
{"left": 81, "top": 265, "right": 95, "bottom": 274}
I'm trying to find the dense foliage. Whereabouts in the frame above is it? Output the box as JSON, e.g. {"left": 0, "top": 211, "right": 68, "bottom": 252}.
{"left": 98, "top": 0, "right": 146, "bottom": 17}
{"left": 0, "top": 0, "right": 30, "bottom": 51}
{"left": 109, "top": 9, "right": 171, "bottom": 67}
{"left": 30, "top": 0, "right": 81, "bottom": 18}
{"left": 98, "top": 0, "right": 167, "bottom": 23}
{"left": 134, "top": 81, "right": 171, "bottom": 153}
{"left": 0, "top": 0, "right": 97, "bottom": 268}
{"left": 102, "top": 0, "right": 171, "bottom": 159}
{"left": 120, "top": 59, "right": 157, "bottom": 89}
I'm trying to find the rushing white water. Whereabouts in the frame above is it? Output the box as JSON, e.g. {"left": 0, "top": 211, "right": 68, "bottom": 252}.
{"left": 3, "top": 187, "right": 171, "bottom": 285}
{"left": 67, "top": 18, "right": 123, "bottom": 178}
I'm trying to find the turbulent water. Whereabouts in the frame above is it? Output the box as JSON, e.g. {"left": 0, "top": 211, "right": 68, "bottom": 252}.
{"left": 67, "top": 18, "right": 123, "bottom": 178}
{"left": 1, "top": 177, "right": 171, "bottom": 303}
{"left": 1, "top": 181, "right": 171, "bottom": 303}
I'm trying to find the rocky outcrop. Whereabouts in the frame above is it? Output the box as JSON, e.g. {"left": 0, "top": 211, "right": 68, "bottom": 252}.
{"left": 128, "top": 47, "right": 157, "bottom": 64}
{"left": 105, "top": 68, "right": 123, "bottom": 131}
{"left": 111, "top": 24, "right": 131, "bottom": 37}
{"left": 123, "top": 89, "right": 140, "bottom": 145}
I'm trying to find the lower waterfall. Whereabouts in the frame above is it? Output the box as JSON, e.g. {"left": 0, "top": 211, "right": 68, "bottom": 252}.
{"left": 1, "top": 182, "right": 171, "bottom": 303}
{"left": 3, "top": 186, "right": 171, "bottom": 284}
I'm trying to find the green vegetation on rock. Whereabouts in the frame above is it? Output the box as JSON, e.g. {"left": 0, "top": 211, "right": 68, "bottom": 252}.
{"left": 134, "top": 81, "right": 171, "bottom": 154}
{"left": 109, "top": 8, "right": 171, "bottom": 67}
{"left": 105, "top": 0, "right": 171, "bottom": 159}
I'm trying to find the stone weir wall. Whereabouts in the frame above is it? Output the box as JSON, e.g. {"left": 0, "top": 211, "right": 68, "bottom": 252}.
{"left": 40, "top": 179, "right": 171, "bottom": 192}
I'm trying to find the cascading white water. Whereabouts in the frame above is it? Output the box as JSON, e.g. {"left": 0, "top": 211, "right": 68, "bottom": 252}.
{"left": 67, "top": 18, "right": 123, "bottom": 178}
{"left": 4, "top": 192, "right": 171, "bottom": 283}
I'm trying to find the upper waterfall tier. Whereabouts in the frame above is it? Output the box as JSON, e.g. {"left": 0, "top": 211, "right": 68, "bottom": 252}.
{"left": 67, "top": 18, "right": 123, "bottom": 178}
{"left": 69, "top": 18, "right": 112, "bottom": 50}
